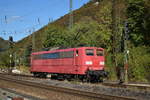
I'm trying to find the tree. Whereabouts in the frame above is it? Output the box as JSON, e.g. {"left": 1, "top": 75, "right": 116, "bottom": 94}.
{"left": 23, "top": 44, "right": 32, "bottom": 66}
{"left": 66, "top": 17, "right": 111, "bottom": 48}
{"left": 126, "top": 0, "right": 147, "bottom": 46}
{"left": 128, "top": 46, "right": 150, "bottom": 81}
{"left": 43, "top": 25, "right": 68, "bottom": 48}
{"left": 0, "top": 52, "right": 10, "bottom": 67}
{"left": 43, "top": 17, "right": 111, "bottom": 49}
{"left": 143, "top": 0, "right": 150, "bottom": 45}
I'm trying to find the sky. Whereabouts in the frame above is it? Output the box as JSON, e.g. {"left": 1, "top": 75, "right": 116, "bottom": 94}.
{"left": 0, "top": 0, "right": 90, "bottom": 41}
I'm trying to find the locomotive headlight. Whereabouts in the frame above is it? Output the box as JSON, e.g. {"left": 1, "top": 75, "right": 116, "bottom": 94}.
{"left": 85, "top": 61, "right": 93, "bottom": 65}
{"left": 100, "top": 61, "right": 104, "bottom": 65}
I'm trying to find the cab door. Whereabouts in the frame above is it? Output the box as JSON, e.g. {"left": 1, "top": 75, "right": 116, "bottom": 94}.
{"left": 74, "top": 49, "right": 79, "bottom": 73}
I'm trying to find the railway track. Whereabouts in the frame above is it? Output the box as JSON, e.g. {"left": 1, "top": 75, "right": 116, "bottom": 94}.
{"left": 2, "top": 73, "right": 150, "bottom": 91}
{"left": 0, "top": 73, "right": 135, "bottom": 100}
{"left": 1, "top": 72, "right": 150, "bottom": 91}
{"left": 0, "top": 88, "right": 43, "bottom": 100}
{"left": 102, "top": 82, "right": 150, "bottom": 91}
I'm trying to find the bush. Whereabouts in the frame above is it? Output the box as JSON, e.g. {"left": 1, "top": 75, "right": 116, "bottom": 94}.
{"left": 105, "top": 53, "right": 117, "bottom": 80}
{"left": 128, "top": 46, "right": 150, "bottom": 82}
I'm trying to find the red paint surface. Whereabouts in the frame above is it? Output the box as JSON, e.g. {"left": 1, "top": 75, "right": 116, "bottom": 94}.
{"left": 30, "top": 47, "right": 105, "bottom": 75}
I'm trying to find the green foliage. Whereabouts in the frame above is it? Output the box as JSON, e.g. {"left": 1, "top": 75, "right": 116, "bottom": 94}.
{"left": 0, "top": 52, "right": 11, "bottom": 67}
{"left": 43, "top": 25, "right": 68, "bottom": 48}
{"left": 0, "top": 40, "right": 15, "bottom": 68}
{"left": 0, "top": 37, "right": 9, "bottom": 51}
{"left": 67, "top": 17, "right": 111, "bottom": 48}
{"left": 106, "top": 52, "right": 125, "bottom": 80}
{"left": 67, "top": 18, "right": 100, "bottom": 47}
{"left": 23, "top": 45, "right": 32, "bottom": 66}
{"left": 126, "top": 0, "right": 150, "bottom": 81}
{"left": 128, "top": 46, "right": 150, "bottom": 82}
{"left": 143, "top": 0, "right": 150, "bottom": 45}
{"left": 127, "top": 0, "right": 150, "bottom": 46}
{"left": 43, "top": 18, "right": 111, "bottom": 49}
{"left": 105, "top": 53, "right": 117, "bottom": 80}
{"left": 106, "top": 46, "right": 150, "bottom": 82}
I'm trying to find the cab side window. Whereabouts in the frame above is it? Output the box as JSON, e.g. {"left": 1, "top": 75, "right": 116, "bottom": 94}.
{"left": 97, "top": 49, "right": 104, "bottom": 56}
{"left": 86, "top": 49, "right": 94, "bottom": 56}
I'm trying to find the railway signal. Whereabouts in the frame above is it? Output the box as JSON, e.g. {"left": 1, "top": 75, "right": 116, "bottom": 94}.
{"left": 8, "top": 36, "right": 15, "bottom": 73}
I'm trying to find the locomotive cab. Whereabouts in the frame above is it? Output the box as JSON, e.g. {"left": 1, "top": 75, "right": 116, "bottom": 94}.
{"left": 82, "top": 47, "right": 104, "bottom": 70}
{"left": 81, "top": 47, "right": 107, "bottom": 82}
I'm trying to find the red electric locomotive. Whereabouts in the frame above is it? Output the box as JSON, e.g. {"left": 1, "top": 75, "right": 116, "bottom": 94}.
{"left": 30, "top": 47, "right": 107, "bottom": 82}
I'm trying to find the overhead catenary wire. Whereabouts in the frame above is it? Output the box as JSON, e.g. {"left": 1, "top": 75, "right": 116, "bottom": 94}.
{"left": 0, "top": 0, "right": 63, "bottom": 35}
{"left": 2, "top": 0, "right": 62, "bottom": 24}
{"left": 0, "top": 0, "right": 76, "bottom": 40}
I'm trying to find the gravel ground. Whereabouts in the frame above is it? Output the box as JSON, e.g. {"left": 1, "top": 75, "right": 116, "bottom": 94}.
{"left": 1, "top": 74, "right": 150, "bottom": 100}
{"left": 0, "top": 88, "right": 44, "bottom": 100}
{"left": 27, "top": 78, "right": 150, "bottom": 100}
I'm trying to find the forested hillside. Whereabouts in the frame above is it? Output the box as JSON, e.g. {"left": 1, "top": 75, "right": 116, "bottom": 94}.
{"left": 0, "top": 37, "right": 9, "bottom": 52}
{"left": 1, "top": 0, "right": 150, "bottom": 82}
{"left": 0, "top": 37, "right": 10, "bottom": 68}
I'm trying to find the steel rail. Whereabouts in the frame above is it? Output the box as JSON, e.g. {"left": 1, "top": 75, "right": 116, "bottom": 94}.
{"left": 102, "top": 82, "right": 150, "bottom": 91}
{"left": 0, "top": 74, "right": 135, "bottom": 100}
{"left": 1, "top": 73, "right": 150, "bottom": 92}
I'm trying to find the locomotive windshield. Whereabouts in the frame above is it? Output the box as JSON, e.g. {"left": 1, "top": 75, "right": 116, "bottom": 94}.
{"left": 86, "top": 49, "right": 94, "bottom": 56}
{"left": 96, "top": 49, "right": 104, "bottom": 56}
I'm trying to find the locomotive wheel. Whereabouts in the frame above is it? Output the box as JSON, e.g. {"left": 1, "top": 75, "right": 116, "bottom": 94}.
{"left": 41, "top": 73, "right": 47, "bottom": 78}
{"left": 51, "top": 74, "right": 58, "bottom": 80}
{"left": 33, "top": 72, "right": 47, "bottom": 78}
{"left": 33, "top": 72, "right": 38, "bottom": 77}
{"left": 57, "top": 74, "right": 65, "bottom": 81}
{"left": 65, "top": 75, "right": 73, "bottom": 81}
{"left": 86, "top": 74, "right": 100, "bottom": 83}
{"left": 86, "top": 73, "right": 92, "bottom": 82}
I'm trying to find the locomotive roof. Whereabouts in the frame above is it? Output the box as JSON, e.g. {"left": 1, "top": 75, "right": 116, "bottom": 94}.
{"left": 31, "top": 47, "right": 104, "bottom": 55}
